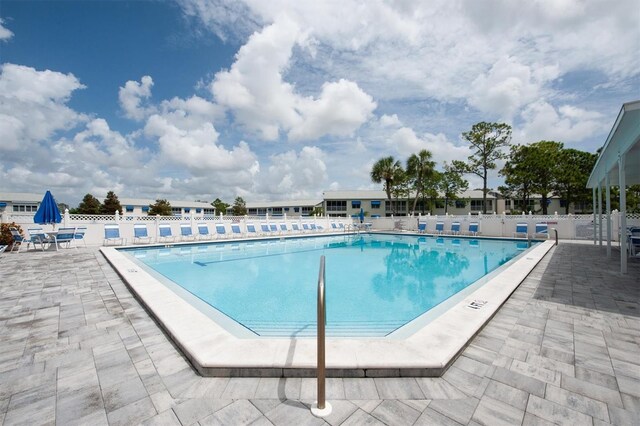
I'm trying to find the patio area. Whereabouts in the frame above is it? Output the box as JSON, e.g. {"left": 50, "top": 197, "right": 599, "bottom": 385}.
{"left": 0, "top": 242, "right": 639, "bottom": 425}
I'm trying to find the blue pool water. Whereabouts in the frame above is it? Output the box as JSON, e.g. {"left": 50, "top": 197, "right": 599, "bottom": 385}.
{"left": 121, "top": 234, "right": 535, "bottom": 337}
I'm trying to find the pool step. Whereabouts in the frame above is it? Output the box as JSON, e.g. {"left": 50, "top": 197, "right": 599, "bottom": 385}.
{"left": 238, "top": 319, "right": 409, "bottom": 337}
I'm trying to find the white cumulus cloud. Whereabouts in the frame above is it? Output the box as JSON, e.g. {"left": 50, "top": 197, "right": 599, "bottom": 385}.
{"left": 119, "top": 75, "right": 155, "bottom": 121}
{"left": 0, "top": 18, "right": 13, "bottom": 41}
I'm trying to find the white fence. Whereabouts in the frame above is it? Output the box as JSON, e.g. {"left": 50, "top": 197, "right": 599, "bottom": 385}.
{"left": 2, "top": 210, "right": 639, "bottom": 247}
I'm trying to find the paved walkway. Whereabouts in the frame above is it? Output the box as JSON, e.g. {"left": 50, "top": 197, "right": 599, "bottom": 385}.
{"left": 0, "top": 243, "right": 639, "bottom": 425}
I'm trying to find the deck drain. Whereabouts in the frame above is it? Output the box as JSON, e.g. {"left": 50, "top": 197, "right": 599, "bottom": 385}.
{"left": 127, "top": 268, "right": 138, "bottom": 273}
{"left": 467, "top": 299, "right": 488, "bottom": 310}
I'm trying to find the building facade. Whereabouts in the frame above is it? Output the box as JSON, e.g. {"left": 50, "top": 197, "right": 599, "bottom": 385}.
{"left": 244, "top": 199, "right": 323, "bottom": 217}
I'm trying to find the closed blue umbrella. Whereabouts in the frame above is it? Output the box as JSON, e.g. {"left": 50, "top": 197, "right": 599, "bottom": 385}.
{"left": 359, "top": 207, "right": 365, "bottom": 224}
{"left": 34, "top": 190, "right": 62, "bottom": 228}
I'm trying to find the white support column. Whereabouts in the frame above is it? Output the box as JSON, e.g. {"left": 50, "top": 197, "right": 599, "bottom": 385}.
{"left": 619, "top": 154, "right": 627, "bottom": 274}
{"left": 592, "top": 187, "right": 597, "bottom": 245}
{"left": 597, "top": 185, "right": 603, "bottom": 247}
{"left": 605, "top": 173, "right": 611, "bottom": 258}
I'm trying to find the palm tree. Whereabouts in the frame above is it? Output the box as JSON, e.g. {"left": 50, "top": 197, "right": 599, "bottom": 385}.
{"left": 371, "top": 156, "right": 402, "bottom": 210}
{"left": 406, "top": 149, "right": 435, "bottom": 214}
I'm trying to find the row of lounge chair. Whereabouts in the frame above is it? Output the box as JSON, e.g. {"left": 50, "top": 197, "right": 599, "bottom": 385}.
{"left": 417, "top": 221, "right": 480, "bottom": 236}
{"left": 104, "top": 221, "right": 351, "bottom": 245}
{"left": 417, "top": 221, "right": 549, "bottom": 238}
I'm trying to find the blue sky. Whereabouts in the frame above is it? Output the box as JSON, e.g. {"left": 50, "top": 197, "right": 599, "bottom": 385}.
{"left": 1, "top": 0, "right": 638, "bottom": 206}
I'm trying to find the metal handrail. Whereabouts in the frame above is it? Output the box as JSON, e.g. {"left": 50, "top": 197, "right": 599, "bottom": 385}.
{"left": 316, "top": 255, "right": 326, "bottom": 410}
{"left": 311, "top": 255, "right": 331, "bottom": 417}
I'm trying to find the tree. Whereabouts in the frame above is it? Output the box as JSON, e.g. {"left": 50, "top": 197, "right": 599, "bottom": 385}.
{"left": 438, "top": 163, "right": 469, "bottom": 213}
{"left": 500, "top": 144, "right": 538, "bottom": 213}
{"left": 101, "top": 191, "right": 122, "bottom": 215}
{"left": 232, "top": 197, "right": 247, "bottom": 216}
{"left": 406, "top": 149, "right": 436, "bottom": 214}
{"left": 148, "top": 199, "right": 172, "bottom": 216}
{"left": 554, "top": 148, "right": 597, "bottom": 214}
{"left": 371, "top": 156, "right": 403, "bottom": 214}
{"left": 76, "top": 193, "right": 102, "bottom": 214}
{"left": 211, "top": 198, "right": 230, "bottom": 215}
{"left": 390, "top": 167, "right": 410, "bottom": 215}
{"left": 453, "top": 122, "right": 512, "bottom": 214}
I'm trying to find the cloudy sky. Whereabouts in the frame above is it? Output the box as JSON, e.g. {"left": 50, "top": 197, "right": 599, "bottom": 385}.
{"left": 1, "top": 0, "right": 638, "bottom": 206}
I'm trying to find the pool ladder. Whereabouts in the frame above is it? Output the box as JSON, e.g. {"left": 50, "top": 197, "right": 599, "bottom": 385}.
{"left": 311, "top": 255, "right": 332, "bottom": 417}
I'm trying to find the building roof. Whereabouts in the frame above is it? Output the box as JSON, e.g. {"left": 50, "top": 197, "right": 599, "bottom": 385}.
{"left": 322, "top": 189, "right": 500, "bottom": 200}
{"left": 0, "top": 192, "right": 44, "bottom": 203}
{"left": 587, "top": 100, "right": 640, "bottom": 188}
{"left": 119, "top": 198, "right": 214, "bottom": 209}
{"left": 245, "top": 199, "right": 323, "bottom": 209}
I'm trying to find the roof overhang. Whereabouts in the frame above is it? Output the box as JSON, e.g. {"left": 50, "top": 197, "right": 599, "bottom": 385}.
{"left": 587, "top": 100, "right": 640, "bottom": 188}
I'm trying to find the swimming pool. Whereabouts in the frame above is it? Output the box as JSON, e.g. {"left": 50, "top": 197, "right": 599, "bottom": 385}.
{"left": 121, "top": 234, "right": 537, "bottom": 338}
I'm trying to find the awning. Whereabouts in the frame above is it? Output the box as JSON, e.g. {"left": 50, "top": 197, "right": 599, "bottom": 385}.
{"left": 0, "top": 202, "right": 6, "bottom": 207}
{"left": 371, "top": 200, "right": 381, "bottom": 206}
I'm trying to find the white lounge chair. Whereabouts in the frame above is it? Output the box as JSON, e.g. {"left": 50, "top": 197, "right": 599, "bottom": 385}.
{"left": 180, "top": 224, "right": 196, "bottom": 241}
{"left": 514, "top": 223, "right": 528, "bottom": 238}
{"left": 197, "top": 223, "right": 213, "bottom": 240}
{"left": 133, "top": 223, "right": 152, "bottom": 244}
{"left": 104, "top": 224, "right": 125, "bottom": 246}
{"left": 158, "top": 224, "right": 175, "bottom": 243}
{"left": 534, "top": 223, "right": 548, "bottom": 239}
{"left": 53, "top": 227, "right": 76, "bottom": 250}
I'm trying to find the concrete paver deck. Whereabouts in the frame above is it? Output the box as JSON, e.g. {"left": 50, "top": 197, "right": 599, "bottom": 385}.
{"left": 0, "top": 242, "right": 638, "bottom": 425}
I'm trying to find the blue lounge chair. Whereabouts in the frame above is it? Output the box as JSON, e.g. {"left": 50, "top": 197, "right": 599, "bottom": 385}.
{"left": 246, "top": 223, "right": 258, "bottom": 236}
{"left": 450, "top": 222, "right": 461, "bottom": 235}
{"left": 435, "top": 222, "right": 444, "bottom": 234}
{"left": 197, "top": 223, "right": 212, "bottom": 240}
{"left": 292, "top": 223, "right": 301, "bottom": 233}
{"left": 279, "top": 223, "right": 288, "bottom": 234}
{"left": 9, "top": 227, "right": 28, "bottom": 252}
{"left": 417, "top": 222, "right": 426, "bottom": 233}
{"left": 231, "top": 223, "right": 242, "bottom": 237}
{"left": 74, "top": 227, "right": 87, "bottom": 247}
{"left": 534, "top": 223, "right": 548, "bottom": 239}
{"left": 104, "top": 224, "right": 125, "bottom": 245}
{"left": 134, "top": 223, "right": 152, "bottom": 244}
{"left": 331, "top": 222, "right": 338, "bottom": 230}
{"left": 310, "top": 223, "right": 318, "bottom": 232}
{"left": 180, "top": 224, "right": 195, "bottom": 241}
{"left": 514, "top": 223, "right": 528, "bottom": 238}
{"left": 215, "top": 223, "right": 228, "bottom": 239}
{"left": 302, "top": 223, "right": 310, "bottom": 233}
{"left": 269, "top": 223, "right": 278, "bottom": 233}
{"left": 27, "top": 227, "right": 54, "bottom": 251}
{"left": 0, "top": 245, "right": 7, "bottom": 256}
{"left": 467, "top": 222, "right": 479, "bottom": 236}
{"left": 158, "top": 224, "right": 175, "bottom": 243}
{"left": 53, "top": 227, "right": 76, "bottom": 250}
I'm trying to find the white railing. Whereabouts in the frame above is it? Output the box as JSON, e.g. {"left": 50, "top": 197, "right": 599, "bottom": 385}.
{"left": 3, "top": 209, "right": 638, "bottom": 247}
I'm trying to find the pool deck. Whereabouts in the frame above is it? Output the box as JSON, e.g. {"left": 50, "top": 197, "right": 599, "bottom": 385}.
{"left": 1, "top": 242, "right": 639, "bottom": 425}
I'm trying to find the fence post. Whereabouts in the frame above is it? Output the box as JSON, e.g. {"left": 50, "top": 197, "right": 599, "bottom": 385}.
{"left": 115, "top": 210, "right": 120, "bottom": 223}
{"left": 64, "top": 208, "right": 70, "bottom": 227}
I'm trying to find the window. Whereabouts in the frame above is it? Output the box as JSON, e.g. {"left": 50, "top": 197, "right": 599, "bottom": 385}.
{"left": 326, "top": 200, "right": 347, "bottom": 211}
{"left": 125, "top": 205, "right": 134, "bottom": 213}
{"left": 294, "top": 207, "right": 300, "bottom": 213}
{"left": 371, "top": 200, "right": 381, "bottom": 209}
{"left": 455, "top": 200, "right": 466, "bottom": 208}
{"left": 351, "top": 200, "right": 361, "bottom": 209}
{"left": 471, "top": 200, "right": 493, "bottom": 211}
{"left": 257, "top": 208, "right": 267, "bottom": 215}
{"left": 13, "top": 204, "right": 38, "bottom": 212}
{"left": 435, "top": 200, "right": 444, "bottom": 209}
{"left": 559, "top": 199, "right": 567, "bottom": 208}
{"left": 142, "top": 206, "right": 150, "bottom": 212}
{"left": 272, "top": 207, "right": 283, "bottom": 215}
{"left": 203, "top": 208, "right": 215, "bottom": 215}
{"left": 196, "top": 208, "right": 202, "bottom": 213}
{"left": 284, "top": 207, "right": 289, "bottom": 211}
{"left": 385, "top": 200, "right": 407, "bottom": 212}
{"left": 171, "top": 207, "right": 182, "bottom": 215}
{"left": 184, "top": 208, "right": 190, "bottom": 213}
{"left": 301, "top": 206, "right": 313, "bottom": 215}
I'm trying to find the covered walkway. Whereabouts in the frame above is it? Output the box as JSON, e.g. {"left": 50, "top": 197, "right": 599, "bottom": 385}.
{"left": 587, "top": 100, "right": 640, "bottom": 273}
